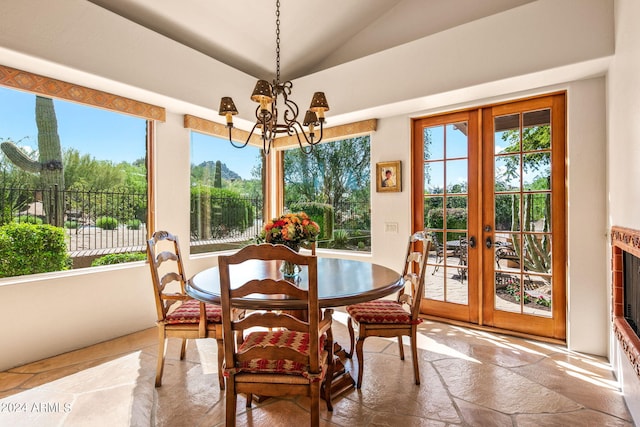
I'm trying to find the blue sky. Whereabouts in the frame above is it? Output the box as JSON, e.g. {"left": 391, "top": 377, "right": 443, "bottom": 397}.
{"left": 191, "top": 132, "right": 261, "bottom": 180}
{"left": 0, "top": 86, "right": 260, "bottom": 180}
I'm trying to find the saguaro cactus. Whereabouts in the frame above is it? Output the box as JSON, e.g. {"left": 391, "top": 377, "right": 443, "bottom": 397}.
{"left": 0, "top": 96, "right": 65, "bottom": 226}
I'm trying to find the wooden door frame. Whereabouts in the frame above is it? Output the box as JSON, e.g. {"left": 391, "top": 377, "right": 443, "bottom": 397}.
{"left": 412, "top": 93, "right": 567, "bottom": 341}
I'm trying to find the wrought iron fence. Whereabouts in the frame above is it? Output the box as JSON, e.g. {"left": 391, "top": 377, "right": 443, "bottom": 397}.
{"left": 190, "top": 195, "right": 264, "bottom": 252}
{"left": 331, "top": 199, "right": 371, "bottom": 231}
{"left": 0, "top": 185, "right": 147, "bottom": 254}
{"left": 0, "top": 185, "right": 371, "bottom": 255}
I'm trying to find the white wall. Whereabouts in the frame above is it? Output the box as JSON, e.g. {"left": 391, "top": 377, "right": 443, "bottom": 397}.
{"left": 0, "top": 0, "right": 616, "bottom": 375}
{"left": 566, "top": 78, "right": 609, "bottom": 355}
{"left": 0, "top": 265, "right": 155, "bottom": 370}
{"left": 608, "top": 0, "right": 640, "bottom": 421}
{"left": 370, "top": 116, "right": 413, "bottom": 271}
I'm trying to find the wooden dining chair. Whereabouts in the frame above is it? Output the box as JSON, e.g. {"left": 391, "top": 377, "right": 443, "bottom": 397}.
{"left": 146, "top": 230, "right": 225, "bottom": 389}
{"left": 345, "top": 231, "right": 430, "bottom": 388}
{"left": 218, "top": 243, "right": 334, "bottom": 427}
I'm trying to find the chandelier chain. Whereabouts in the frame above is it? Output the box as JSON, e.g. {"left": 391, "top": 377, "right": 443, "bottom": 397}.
{"left": 275, "top": 0, "right": 281, "bottom": 85}
{"left": 218, "top": 0, "right": 328, "bottom": 153}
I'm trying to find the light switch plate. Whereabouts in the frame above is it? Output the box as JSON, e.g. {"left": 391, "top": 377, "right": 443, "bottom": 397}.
{"left": 384, "top": 222, "right": 398, "bottom": 233}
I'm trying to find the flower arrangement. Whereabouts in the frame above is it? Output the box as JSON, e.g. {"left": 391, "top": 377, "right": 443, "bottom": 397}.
{"left": 258, "top": 212, "right": 320, "bottom": 250}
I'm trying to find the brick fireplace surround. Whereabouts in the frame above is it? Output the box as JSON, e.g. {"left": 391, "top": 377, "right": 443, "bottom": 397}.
{"left": 611, "top": 226, "right": 640, "bottom": 381}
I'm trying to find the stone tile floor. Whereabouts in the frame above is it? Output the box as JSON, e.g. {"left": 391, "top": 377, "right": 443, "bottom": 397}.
{"left": 0, "top": 311, "right": 635, "bottom": 426}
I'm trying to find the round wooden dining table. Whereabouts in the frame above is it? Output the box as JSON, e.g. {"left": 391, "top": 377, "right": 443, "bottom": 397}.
{"left": 186, "top": 257, "right": 403, "bottom": 310}
{"left": 186, "top": 256, "right": 403, "bottom": 398}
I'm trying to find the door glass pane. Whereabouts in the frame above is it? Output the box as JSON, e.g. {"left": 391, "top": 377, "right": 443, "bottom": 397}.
{"left": 495, "top": 155, "right": 520, "bottom": 192}
{"left": 495, "top": 272, "right": 522, "bottom": 313}
{"left": 425, "top": 125, "right": 444, "bottom": 161}
{"left": 495, "top": 194, "right": 520, "bottom": 232}
{"left": 523, "top": 234, "right": 552, "bottom": 274}
{"left": 523, "top": 109, "right": 551, "bottom": 151}
{"left": 426, "top": 229, "right": 445, "bottom": 302}
{"left": 446, "top": 122, "right": 468, "bottom": 158}
{"left": 425, "top": 197, "right": 444, "bottom": 233}
{"left": 447, "top": 232, "right": 468, "bottom": 305}
{"left": 523, "top": 152, "right": 551, "bottom": 190}
{"left": 425, "top": 161, "right": 444, "bottom": 194}
{"left": 494, "top": 113, "right": 521, "bottom": 153}
{"left": 446, "top": 159, "right": 468, "bottom": 193}
{"left": 523, "top": 274, "right": 552, "bottom": 317}
{"left": 523, "top": 193, "right": 551, "bottom": 232}
{"left": 447, "top": 195, "right": 467, "bottom": 210}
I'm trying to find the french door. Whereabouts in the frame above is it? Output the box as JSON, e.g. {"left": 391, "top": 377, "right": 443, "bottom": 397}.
{"left": 412, "top": 93, "right": 566, "bottom": 340}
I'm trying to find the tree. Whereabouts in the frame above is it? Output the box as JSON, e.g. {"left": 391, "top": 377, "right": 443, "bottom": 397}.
{"left": 284, "top": 137, "right": 370, "bottom": 208}
{"left": 64, "top": 148, "right": 127, "bottom": 190}
{"left": 214, "top": 160, "right": 222, "bottom": 188}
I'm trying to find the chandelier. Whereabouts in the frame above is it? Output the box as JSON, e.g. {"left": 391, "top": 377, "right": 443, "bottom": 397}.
{"left": 218, "top": 0, "right": 329, "bottom": 154}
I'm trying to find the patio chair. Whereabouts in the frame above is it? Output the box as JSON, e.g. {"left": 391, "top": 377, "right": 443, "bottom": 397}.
{"left": 146, "top": 230, "right": 225, "bottom": 389}
{"left": 218, "top": 243, "right": 334, "bottom": 427}
{"left": 430, "top": 231, "right": 457, "bottom": 275}
{"left": 495, "top": 243, "right": 520, "bottom": 269}
{"left": 456, "top": 237, "right": 468, "bottom": 281}
{"left": 345, "top": 231, "right": 430, "bottom": 387}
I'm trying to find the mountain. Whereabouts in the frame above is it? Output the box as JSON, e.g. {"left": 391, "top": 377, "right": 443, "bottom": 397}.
{"left": 195, "top": 161, "right": 242, "bottom": 181}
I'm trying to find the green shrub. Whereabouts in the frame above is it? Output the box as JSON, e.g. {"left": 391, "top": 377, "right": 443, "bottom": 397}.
{"left": 64, "top": 220, "right": 80, "bottom": 229}
{"left": 332, "top": 229, "right": 349, "bottom": 249}
{"left": 427, "top": 207, "right": 467, "bottom": 241}
{"left": 13, "top": 215, "right": 44, "bottom": 225}
{"left": 190, "top": 186, "right": 255, "bottom": 239}
{"left": 0, "top": 186, "right": 32, "bottom": 226}
{"left": 126, "top": 219, "right": 142, "bottom": 230}
{"left": 96, "top": 216, "right": 118, "bottom": 230}
{"left": 91, "top": 252, "right": 147, "bottom": 266}
{"left": 0, "top": 223, "right": 71, "bottom": 278}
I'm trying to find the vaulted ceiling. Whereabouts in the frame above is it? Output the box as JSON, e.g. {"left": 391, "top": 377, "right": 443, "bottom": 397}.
{"left": 87, "top": 0, "right": 535, "bottom": 81}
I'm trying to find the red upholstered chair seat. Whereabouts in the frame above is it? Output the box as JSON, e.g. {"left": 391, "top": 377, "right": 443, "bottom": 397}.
{"left": 346, "top": 300, "right": 423, "bottom": 325}
{"left": 232, "top": 330, "right": 326, "bottom": 380}
{"left": 166, "top": 299, "right": 223, "bottom": 324}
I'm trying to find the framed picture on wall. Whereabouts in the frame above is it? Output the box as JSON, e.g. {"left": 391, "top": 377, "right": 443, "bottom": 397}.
{"left": 376, "top": 161, "right": 401, "bottom": 192}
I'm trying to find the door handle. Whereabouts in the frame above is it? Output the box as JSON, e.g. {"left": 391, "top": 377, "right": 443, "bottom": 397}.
{"left": 485, "top": 236, "right": 493, "bottom": 249}
{"left": 468, "top": 236, "right": 476, "bottom": 248}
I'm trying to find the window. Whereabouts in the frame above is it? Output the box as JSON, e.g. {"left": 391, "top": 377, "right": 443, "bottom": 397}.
{"left": 0, "top": 86, "right": 149, "bottom": 277}
{"left": 283, "top": 136, "right": 371, "bottom": 252}
{"left": 189, "top": 132, "right": 264, "bottom": 254}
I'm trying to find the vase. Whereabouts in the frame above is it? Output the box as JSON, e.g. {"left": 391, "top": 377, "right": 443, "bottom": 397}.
{"left": 280, "top": 243, "right": 301, "bottom": 278}
{"left": 280, "top": 260, "right": 301, "bottom": 278}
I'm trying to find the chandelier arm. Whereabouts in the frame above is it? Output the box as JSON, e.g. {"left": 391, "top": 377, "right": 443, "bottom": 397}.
{"left": 227, "top": 122, "right": 263, "bottom": 149}
{"left": 289, "top": 120, "right": 324, "bottom": 147}
{"left": 288, "top": 125, "right": 315, "bottom": 154}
